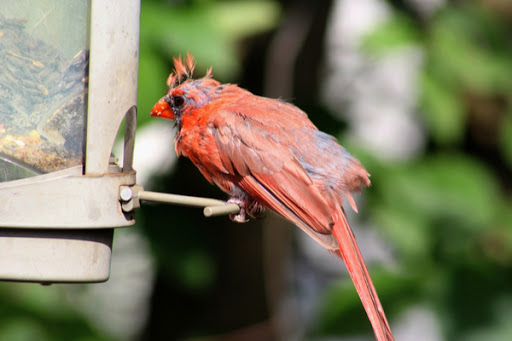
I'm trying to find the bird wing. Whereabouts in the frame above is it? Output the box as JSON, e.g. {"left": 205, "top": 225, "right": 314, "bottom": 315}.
{"left": 209, "top": 107, "right": 340, "bottom": 249}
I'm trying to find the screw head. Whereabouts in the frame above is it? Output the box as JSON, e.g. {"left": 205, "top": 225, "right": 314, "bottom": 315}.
{"left": 120, "top": 187, "right": 133, "bottom": 201}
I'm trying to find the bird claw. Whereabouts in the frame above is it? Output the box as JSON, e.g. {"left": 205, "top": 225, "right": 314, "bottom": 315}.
{"left": 229, "top": 212, "right": 249, "bottom": 223}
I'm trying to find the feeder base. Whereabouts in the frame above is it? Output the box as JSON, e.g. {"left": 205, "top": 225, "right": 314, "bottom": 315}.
{"left": 0, "top": 228, "right": 113, "bottom": 283}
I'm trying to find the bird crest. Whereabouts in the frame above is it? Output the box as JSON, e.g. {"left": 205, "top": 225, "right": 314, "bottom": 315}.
{"left": 166, "top": 52, "right": 213, "bottom": 89}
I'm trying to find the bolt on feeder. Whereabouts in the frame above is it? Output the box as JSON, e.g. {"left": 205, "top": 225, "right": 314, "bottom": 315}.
{"left": 0, "top": 1, "right": 240, "bottom": 284}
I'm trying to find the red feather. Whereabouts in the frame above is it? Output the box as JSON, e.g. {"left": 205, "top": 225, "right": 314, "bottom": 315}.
{"left": 151, "top": 54, "right": 394, "bottom": 341}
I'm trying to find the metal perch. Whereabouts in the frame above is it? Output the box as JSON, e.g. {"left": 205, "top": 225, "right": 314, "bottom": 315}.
{"left": 119, "top": 185, "right": 241, "bottom": 217}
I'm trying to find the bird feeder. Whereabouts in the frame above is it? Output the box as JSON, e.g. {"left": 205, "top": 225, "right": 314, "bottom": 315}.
{"left": 0, "top": 1, "right": 241, "bottom": 284}
{"left": 0, "top": 1, "right": 140, "bottom": 283}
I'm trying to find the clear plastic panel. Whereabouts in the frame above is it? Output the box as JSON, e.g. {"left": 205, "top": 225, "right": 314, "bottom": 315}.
{"left": 0, "top": 1, "right": 90, "bottom": 181}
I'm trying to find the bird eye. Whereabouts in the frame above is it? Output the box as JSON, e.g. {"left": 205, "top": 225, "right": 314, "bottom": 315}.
{"left": 173, "top": 95, "right": 185, "bottom": 107}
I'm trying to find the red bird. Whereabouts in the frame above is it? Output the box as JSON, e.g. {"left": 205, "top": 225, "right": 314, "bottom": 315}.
{"left": 151, "top": 53, "right": 394, "bottom": 341}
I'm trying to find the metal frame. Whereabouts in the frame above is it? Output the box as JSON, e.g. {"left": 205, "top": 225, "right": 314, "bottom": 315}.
{"left": 0, "top": 165, "right": 136, "bottom": 228}
{"left": 86, "top": 0, "right": 140, "bottom": 175}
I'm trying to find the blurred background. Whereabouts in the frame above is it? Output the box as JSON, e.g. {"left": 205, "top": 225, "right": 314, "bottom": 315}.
{"left": 1, "top": 0, "right": 512, "bottom": 340}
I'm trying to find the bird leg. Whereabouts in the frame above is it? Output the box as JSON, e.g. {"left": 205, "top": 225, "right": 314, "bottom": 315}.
{"left": 227, "top": 196, "right": 249, "bottom": 223}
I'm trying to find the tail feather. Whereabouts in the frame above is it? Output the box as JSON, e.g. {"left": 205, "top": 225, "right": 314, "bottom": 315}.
{"left": 332, "top": 209, "right": 394, "bottom": 341}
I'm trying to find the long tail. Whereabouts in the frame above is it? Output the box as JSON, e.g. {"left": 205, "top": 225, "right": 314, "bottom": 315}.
{"left": 332, "top": 209, "right": 394, "bottom": 341}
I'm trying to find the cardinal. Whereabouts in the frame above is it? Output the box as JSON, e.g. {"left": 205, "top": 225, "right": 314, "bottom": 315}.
{"left": 151, "top": 53, "right": 394, "bottom": 341}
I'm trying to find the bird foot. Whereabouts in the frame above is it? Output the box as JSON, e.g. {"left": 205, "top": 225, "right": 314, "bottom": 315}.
{"left": 227, "top": 197, "right": 249, "bottom": 223}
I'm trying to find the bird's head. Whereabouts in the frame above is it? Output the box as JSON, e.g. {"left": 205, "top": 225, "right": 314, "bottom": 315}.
{"left": 150, "top": 52, "right": 220, "bottom": 123}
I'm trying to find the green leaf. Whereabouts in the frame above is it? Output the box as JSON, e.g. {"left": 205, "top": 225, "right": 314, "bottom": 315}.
{"left": 210, "top": 1, "right": 281, "bottom": 40}
{"left": 0, "top": 283, "right": 73, "bottom": 318}
{"left": 420, "top": 70, "right": 465, "bottom": 145}
{"left": 361, "top": 15, "right": 421, "bottom": 55}
{"left": 378, "top": 154, "right": 500, "bottom": 232}
{"left": 373, "top": 205, "right": 431, "bottom": 261}
{"left": 427, "top": 7, "right": 512, "bottom": 94}
{"left": 0, "top": 318, "right": 49, "bottom": 341}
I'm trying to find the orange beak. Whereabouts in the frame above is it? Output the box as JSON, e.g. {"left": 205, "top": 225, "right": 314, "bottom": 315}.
{"left": 151, "top": 97, "right": 174, "bottom": 120}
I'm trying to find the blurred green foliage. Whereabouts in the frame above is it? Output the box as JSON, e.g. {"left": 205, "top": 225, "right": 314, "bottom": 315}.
{"left": 0, "top": 283, "right": 110, "bottom": 341}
